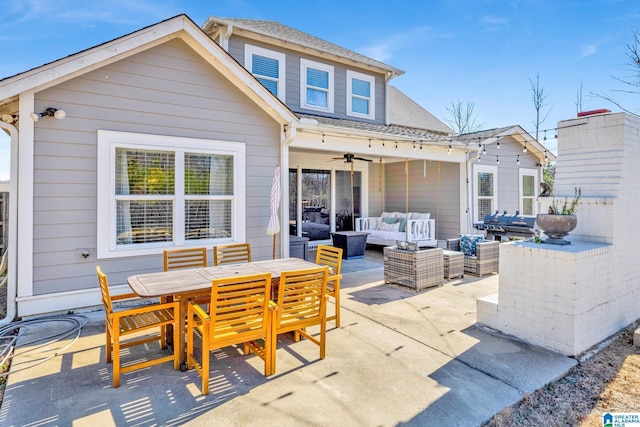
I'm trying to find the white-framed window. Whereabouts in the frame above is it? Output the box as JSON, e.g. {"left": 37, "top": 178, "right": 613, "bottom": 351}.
{"left": 97, "top": 130, "right": 246, "bottom": 259}
{"left": 473, "top": 164, "right": 498, "bottom": 222}
{"left": 300, "top": 58, "right": 334, "bottom": 113}
{"left": 519, "top": 168, "right": 538, "bottom": 216}
{"left": 245, "top": 44, "right": 286, "bottom": 102}
{"left": 346, "top": 70, "right": 375, "bottom": 120}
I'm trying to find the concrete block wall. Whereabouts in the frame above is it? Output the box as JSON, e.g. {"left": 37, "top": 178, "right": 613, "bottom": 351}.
{"left": 478, "top": 111, "right": 640, "bottom": 356}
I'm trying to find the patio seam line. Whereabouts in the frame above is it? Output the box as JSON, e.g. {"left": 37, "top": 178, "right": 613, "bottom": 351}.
{"left": 339, "top": 304, "right": 529, "bottom": 394}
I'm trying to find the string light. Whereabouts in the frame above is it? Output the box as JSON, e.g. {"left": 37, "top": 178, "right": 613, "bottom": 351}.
{"left": 478, "top": 137, "right": 482, "bottom": 148}
{"left": 517, "top": 154, "right": 520, "bottom": 165}
{"left": 368, "top": 139, "right": 371, "bottom": 150}
{"left": 482, "top": 145, "right": 487, "bottom": 155}
{"left": 544, "top": 150, "right": 549, "bottom": 162}
{"left": 543, "top": 130, "right": 547, "bottom": 141}
{"left": 523, "top": 142, "right": 528, "bottom": 153}
{"left": 448, "top": 144, "right": 452, "bottom": 154}
{"left": 420, "top": 141, "right": 423, "bottom": 151}
{"left": 496, "top": 136, "right": 500, "bottom": 149}
{"left": 395, "top": 141, "right": 398, "bottom": 149}
{"left": 322, "top": 133, "right": 325, "bottom": 144}
{"left": 413, "top": 140, "right": 416, "bottom": 150}
{"left": 554, "top": 128, "right": 558, "bottom": 139}
{"left": 496, "top": 155, "right": 499, "bottom": 165}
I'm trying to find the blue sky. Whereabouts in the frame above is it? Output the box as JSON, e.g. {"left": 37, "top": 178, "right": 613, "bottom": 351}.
{"left": 1, "top": 0, "right": 639, "bottom": 180}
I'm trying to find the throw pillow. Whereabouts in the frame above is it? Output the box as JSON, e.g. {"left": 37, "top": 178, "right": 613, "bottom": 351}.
{"left": 378, "top": 221, "right": 400, "bottom": 232}
{"left": 382, "top": 217, "right": 399, "bottom": 224}
{"left": 459, "top": 234, "right": 484, "bottom": 256}
{"left": 398, "top": 218, "right": 407, "bottom": 232}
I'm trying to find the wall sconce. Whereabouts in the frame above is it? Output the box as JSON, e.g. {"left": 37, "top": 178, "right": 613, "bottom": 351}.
{"left": 1, "top": 114, "right": 17, "bottom": 124}
{"left": 30, "top": 108, "right": 66, "bottom": 122}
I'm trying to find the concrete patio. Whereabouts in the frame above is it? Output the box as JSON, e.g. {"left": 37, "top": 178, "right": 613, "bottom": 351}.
{"left": 0, "top": 247, "right": 577, "bottom": 426}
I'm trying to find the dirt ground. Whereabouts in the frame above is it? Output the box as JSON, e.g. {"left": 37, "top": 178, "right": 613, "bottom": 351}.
{"left": 484, "top": 323, "right": 640, "bottom": 427}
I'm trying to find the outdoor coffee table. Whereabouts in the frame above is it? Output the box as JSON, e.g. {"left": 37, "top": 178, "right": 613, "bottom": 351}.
{"left": 443, "top": 250, "right": 464, "bottom": 279}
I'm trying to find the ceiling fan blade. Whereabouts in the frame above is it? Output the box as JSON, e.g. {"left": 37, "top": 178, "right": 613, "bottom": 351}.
{"left": 353, "top": 157, "right": 373, "bottom": 162}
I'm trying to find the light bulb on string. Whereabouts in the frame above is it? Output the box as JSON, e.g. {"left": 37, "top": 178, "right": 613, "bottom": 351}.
{"left": 447, "top": 145, "right": 452, "bottom": 154}
{"left": 523, "top": 143, "right": 528, "bottom": 153}
{"left": 413, "top": 140, "right": 416, "bottom": 150}
{"left": 544, "top": 150, "right": 549, "bottom": 162}
{"left": 368, "top": 139, "right": 372, "bottom": 150}
{"left": 419, "top": 141, "right": 423, "bottom": 151}
{"left": 496, "top": 156, "right": 499, "bottom": 165}
{"left": 554, "top": 128, "right": 558, "bottom": 139}
{"left": 322, "top": 134, "right": 325, "bottom": 144}
{"left": 478, "top": 137, "right": 482, "bottom": 148}
{"left": 517, "top": 154, "right": 520, "bottom": 165}
{"left": 395, "top": 141, "right": 398, "bottom": 150}
{"left": 543, "top": 130, "right": 547, "bottom": 141}
{"left": 496, "top": 136, "right": 500, "bottom": 149}
{"left": 483, "top": 145, "right": 487, "bottom": 155}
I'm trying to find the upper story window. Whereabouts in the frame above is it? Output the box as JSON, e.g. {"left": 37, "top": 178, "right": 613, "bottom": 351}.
{"left": 300, "top": 58, "right": 334, "bottom": 113}
{"left": 97, "top": 130, "right": 246, "bottom": 259}
{"left": 245, "top": 44, "right": 286, "bottom": 102}
{"left": 346, "top": 70, "right": 375, "bottom": 120}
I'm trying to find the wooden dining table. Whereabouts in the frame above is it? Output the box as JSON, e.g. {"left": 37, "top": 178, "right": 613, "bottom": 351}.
{"left": 127, "top": 257, "right": 330, "bottom": 367}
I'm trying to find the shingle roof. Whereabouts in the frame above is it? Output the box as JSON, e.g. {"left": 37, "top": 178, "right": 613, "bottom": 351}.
{"left": 388, "top": 86, "right": 452, "bottom": 135}
{"left": 297, "top": 113, "right": 451, "bottom": 143}
{"left": 203, "top": 16, "right": 404, "bottom": 75}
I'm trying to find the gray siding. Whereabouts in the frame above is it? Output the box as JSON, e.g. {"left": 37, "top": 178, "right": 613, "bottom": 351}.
{"left": 228, "top": 36, "right": 386, "bottom": 124}
{"left": 371, "top": 160, "right": 461, "bottom": 241}
{"left": 32, "top": 39, "right": 281, "bottom": 295}
{"left": 475, "top": 136, "right": 540, "bottom": 216}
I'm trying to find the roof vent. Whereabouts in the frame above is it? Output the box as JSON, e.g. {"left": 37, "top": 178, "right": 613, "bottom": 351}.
{"left": 577, "top": 109, "right": 611, "bottom": 117}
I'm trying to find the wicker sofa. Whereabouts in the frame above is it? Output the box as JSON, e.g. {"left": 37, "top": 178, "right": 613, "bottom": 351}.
{"left": 355, "top": 212, "right": 436, "bottom": 247}
{"left": 446, "top": 237, "right": 499, "bottom": 276}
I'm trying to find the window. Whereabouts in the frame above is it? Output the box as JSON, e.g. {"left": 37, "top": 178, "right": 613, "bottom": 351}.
{"left": 346, "top": 70, "right": 375, "bottom": 119}
{"left": 245, "top": 44, "right": 286, "bottom": 102}
{"left": 519, "top": 168, "right": 538, "bottom": 216}
{"left": 300, "top": 58, "right": 334, "bottom": 113}
{"left": 473, "top": 165, "right": 497, "bottom": 222}
{"left": 97, "top": 130, "right": 246, "bottom": 258}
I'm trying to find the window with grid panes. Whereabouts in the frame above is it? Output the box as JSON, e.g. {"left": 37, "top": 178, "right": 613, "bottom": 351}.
{"left": 346, "top": 70, "right": 375, "bottom": 119}
{"left": 473, "top": 165, "right": 497, "bottom": 222}
{"left": 245, "top": 44, "right": 285, "bottom": 102}
{"left": 300, "top": 58, "right": 334, "bottom": 112}
{"left": 519, "top": 169, "right": 538, "bottom": 215}
{"left": 97, "top": 130, "right": 246, "bottom": 258}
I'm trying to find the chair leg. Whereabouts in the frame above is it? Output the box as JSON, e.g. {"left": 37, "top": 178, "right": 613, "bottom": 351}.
{"left": 201, "top": 327, "right": 210, "bottom": 395}
{"left": 113, "top": 327, "right": 121, "bottom": 388}
{"left": 320, "top": 317, "right": 326, "bottom": 360}
{"left": 105, "top": 323, "right": 112, "bottom": 364}
{"left": 172, "top": 317, "right": 180, "bottom": 371}
{"left": 333, "top": 283, "right": 341, "bottom": 328}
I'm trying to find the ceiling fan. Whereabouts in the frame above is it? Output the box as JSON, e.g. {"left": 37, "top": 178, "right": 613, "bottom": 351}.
{"left": 331, "top": 153, "right": 373, "bottom": 163}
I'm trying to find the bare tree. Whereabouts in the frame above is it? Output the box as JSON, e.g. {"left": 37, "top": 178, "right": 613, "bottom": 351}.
{"left": 576, "top": 79, "right": 584, "bottom": 114}
{"left": 530, "top": 73, "right": 552, "bottom": 141}
{"left": 595, "top": 30, "right": 640, "bottom": 113}
{"left": 445, "top": 100, "right": 485, "bottom": 134}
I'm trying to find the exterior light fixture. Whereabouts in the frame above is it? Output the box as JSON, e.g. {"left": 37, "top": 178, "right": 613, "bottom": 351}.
{"left": 31, "top": 108, "right": 66, "bottom": 122}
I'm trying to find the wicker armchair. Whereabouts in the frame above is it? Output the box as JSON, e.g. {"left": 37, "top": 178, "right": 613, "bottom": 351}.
{"left": 446, "top": 238, "right": 499, "bottom": 276}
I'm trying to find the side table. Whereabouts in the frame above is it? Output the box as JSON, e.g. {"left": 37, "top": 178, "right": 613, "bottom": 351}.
{"left": 443, "top": 250, "right": 464, "bottom": 279}
{"left": 384, "top": 246, "right": 444, "bottom": 291}
{"left": 331, "top": 231, "right": 368, "bottom": 259}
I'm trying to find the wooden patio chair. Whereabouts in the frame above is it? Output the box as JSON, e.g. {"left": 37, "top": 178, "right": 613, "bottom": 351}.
{"left": 315, "top": 245, "right": 343, "bottom": 327}
{"left": 270, "top": 266, "right": 328, "bottom": 375}
{"left": 213, "top": 243, "right": 252, "bottom": 266}
{"left": 186, "top": 272, "right": 273, "bottom": 395}
{"left": 96, "top": 266, "right": 179, "bottom": 388}
{"left": 163, "top": 247, "right": 208, "bottom": 271}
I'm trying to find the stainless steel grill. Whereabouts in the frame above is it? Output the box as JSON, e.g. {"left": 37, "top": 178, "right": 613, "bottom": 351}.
{"left": 473, "top": 211, "right": 536, "bottom": 241}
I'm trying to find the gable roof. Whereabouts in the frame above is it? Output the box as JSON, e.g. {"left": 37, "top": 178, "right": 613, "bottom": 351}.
{"left": 388, "top": 86, "right": 452, "bottom": 135}
{"left": 0, "top": 14, "right": 297, "bottom": 126}
{"left": 203, "top": 16, "right": 404, "bottom": 77}
{"left": 456, "top": 125, "right": 557, "bottom": 162}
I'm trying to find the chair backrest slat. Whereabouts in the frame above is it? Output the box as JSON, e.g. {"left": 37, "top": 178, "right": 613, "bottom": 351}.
{"left": 164, "top": 247, "right": 208, "bottom": 271}
{"left": 315, "top": 245, "right": 343, "bottom": 276}
{"left": 208, "top": 272, "right": 270, "bottom": 342}
{"left": 275, "top": 266, "right": 328, "bottom": 326}
{"left": 96, "top": 266, "right": 114, "bottom": 315}
{"left": 213, "top": 243, "right": 252, "bottom": 266}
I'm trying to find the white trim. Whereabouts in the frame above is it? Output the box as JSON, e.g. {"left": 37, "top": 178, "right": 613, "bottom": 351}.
{"left": 17, "top": 93, "right": 35, "bottom": 300}
{"left": 97, "top": 130, "right": 246, "bottom": 259}
{"left": 519, "top": 168, "right": 539, "bottom": 215}
{"left": 245, "top": 44, "right": 286, "bottom": 103}
{"left": 300, "top": 58, "right": 334, "bottom": 113}
{"left": 473, "top": 164, "right": 498, "bottom": 223}
{"left": 346, "top": 70, "right": 375, "bottom": 120}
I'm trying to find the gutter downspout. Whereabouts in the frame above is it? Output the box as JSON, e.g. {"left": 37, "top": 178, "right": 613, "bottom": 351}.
{"left": 281, "top": 122, "right": 297, "bottom": 258}
{"left": 466, "top": 149, "right": 481, "bottom": 234}
{"left": 0, "top": 122, "right": 18, "bottom": 324}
